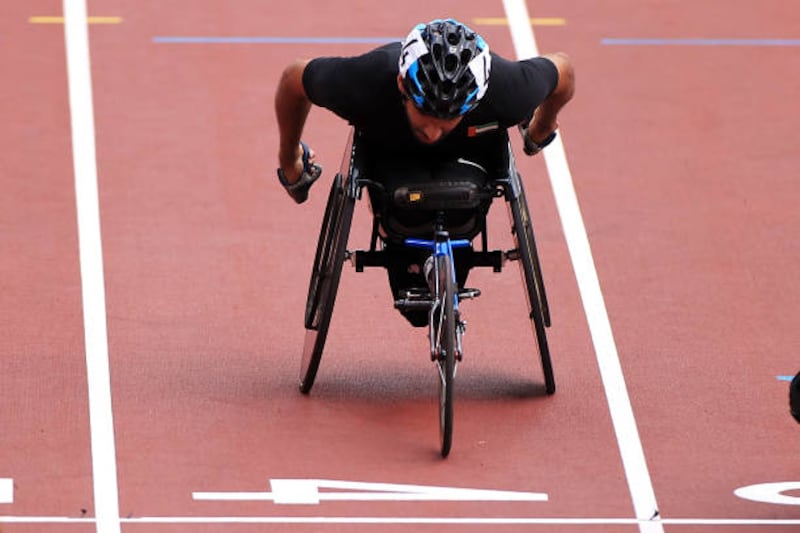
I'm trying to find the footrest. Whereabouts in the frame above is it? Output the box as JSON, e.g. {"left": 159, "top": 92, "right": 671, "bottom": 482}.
{"left": 394, "top": 298, "right": 434, "bottom": 311}
{"left": 394, "top": 288, "right": 433, "bottom": 311}
{"left": 458, "top": 288, "right": 481, "bottom": 300}
{"left": 398, "top": 288, "right": 431, "bottom": 300}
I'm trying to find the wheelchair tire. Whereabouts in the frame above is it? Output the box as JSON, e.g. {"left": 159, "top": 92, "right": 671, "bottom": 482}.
{"left": 435, "top": 253, "right": 456, "bottom": 457}
{"left": 299, "top": 173, "right": 355, "bottom": 394}
{"left": 509, "top": 180, "right": 556, "bottom": 395}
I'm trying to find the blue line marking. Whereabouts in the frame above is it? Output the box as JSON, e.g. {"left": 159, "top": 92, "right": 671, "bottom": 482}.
{"left": 602, "top": 38, "right": 800, "bottom": 46}
{"left": 778, "top": 375, "right": 795, "bottom": 382}
{"left": 152, "top": 36, "right": 400, "bottom": 44}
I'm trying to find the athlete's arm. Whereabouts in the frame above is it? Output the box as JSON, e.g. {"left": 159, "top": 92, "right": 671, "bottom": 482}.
{"left": 524, "top": 52, "right": 575, "bottom": 146}
{"left": 275, "top": 59, "right": 314, "bottom": 184}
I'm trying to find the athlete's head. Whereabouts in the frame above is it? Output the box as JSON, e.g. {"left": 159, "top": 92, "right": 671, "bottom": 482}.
{"left": 398, "top": 18, "right": 491, "bottom": 120}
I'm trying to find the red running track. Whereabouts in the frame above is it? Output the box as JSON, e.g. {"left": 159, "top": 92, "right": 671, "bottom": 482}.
{"left": 1, "top": 0, "right": 799, "bottom": 531}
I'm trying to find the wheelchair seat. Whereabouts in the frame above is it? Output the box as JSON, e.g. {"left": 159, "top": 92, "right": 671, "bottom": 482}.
{"left": 365, "top": 157, "right": 496, "bottom": 245}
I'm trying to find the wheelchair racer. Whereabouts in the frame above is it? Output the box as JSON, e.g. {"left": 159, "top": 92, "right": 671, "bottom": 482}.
{"left": 275, "top": 18, "right": 574, "bottom": 326}
{"left": 275, "top": 18, "right": 575, "bottom": 203}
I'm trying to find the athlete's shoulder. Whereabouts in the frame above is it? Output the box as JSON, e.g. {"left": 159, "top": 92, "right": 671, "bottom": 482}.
{"left": 305, "top": 42, "right": 399, "bottom": 85}
{"left": 488, "top": 54, "right": 558, "bottom": 87}
{"left": 303, "top": 41, "right": 403, "bottom": 124}
{"left": 475, "top": 54, "right": 558, "bottom": 125}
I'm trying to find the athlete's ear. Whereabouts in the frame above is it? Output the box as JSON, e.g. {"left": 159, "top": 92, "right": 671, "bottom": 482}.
{"left": 398, "top": 75, "right": 415, "bottom": 104}
{"left": 397, "top": 75, "right": 412, "bottom": 103}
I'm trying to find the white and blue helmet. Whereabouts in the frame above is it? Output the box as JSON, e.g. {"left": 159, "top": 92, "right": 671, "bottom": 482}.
{"left": 399, "top": 19, "right": 491, "bottom": 119}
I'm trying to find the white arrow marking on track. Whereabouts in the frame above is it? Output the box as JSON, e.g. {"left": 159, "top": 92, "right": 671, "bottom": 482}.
{"left": 0, "top": 478, "right": 13, "bottom": 504}
{"left": 193, "top": 479, "right": 548, "bottom": 505}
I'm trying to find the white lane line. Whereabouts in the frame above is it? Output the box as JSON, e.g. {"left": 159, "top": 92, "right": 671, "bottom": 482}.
{"left": 0, "top": 478, "right": 12, "bottom": 504}
{"left": 0, "top": 516, "right": 799, "bottom": 526}
{"left": 501, "top": 1, "right": 662, "bottom": 532}
{"left": 63, "top": 1, "right": 121, "bottom": 532}
{"left": 130, "top": 517, "right": 800, "bottom": 526}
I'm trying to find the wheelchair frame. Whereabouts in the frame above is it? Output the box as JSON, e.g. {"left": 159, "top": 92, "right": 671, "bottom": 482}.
{"left": 298, "top": 129, "right": 555, "bottom": 455}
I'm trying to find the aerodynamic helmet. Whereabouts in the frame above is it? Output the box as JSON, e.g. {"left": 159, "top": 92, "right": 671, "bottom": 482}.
{"left": 398, "top": 19, "right": 491, "bottom": 119}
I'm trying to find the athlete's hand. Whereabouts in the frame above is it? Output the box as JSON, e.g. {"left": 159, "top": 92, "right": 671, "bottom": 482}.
{"left": 519, "top": 122, "right": 557, "bottom": 156}
{"left": 277, "top": 141, "right": 322, "bottom": 204}
{"left": 278, "top": 143, "right": 317, "bottom": 184}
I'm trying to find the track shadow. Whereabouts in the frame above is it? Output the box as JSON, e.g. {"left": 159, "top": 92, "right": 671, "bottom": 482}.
{"left": 178, "top": 349, "right": 551, "bottom": 407}
{"left": 305, "top": 364, "right": 551, "bottom": 403}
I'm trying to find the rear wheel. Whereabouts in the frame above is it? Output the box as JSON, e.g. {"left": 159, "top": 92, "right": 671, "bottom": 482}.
{"left": 300, "top": 173, "right": 355, "bottom": 393}
{"left": 509, "top": 182, "right": 555, "bottom": 394}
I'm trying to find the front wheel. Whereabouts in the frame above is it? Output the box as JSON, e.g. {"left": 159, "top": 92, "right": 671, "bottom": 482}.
{"left": 434, "top": 253, "right": 457, "bottom": 457}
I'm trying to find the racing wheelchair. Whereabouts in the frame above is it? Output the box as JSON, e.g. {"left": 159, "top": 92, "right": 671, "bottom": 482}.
{"left": 298, "top": 128, "right": 555, "bottom": 457}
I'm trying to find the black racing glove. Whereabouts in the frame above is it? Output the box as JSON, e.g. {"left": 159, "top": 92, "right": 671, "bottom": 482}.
{"left": 277, "top": 141, "right": 322, "bottom": 204}
{"left": 790, "top": 371, "right": 800, "bottom": 423}
{"left": 518, "top": 124, "right": 557, "bottom": 156}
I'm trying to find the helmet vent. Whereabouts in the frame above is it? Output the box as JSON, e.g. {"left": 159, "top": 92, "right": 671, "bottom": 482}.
{"left": 444, "top": 54, "right": 458, "bottom": 73}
